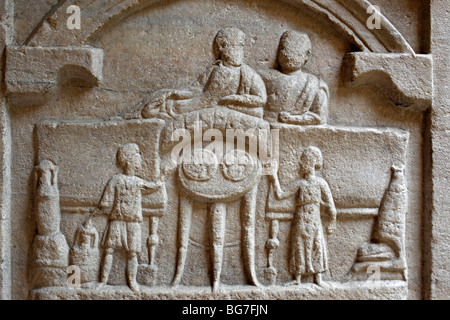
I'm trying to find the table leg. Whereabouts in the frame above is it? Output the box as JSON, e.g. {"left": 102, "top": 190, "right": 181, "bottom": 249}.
{"left": 172, "top": 191, "right": 193, "bottom": 287}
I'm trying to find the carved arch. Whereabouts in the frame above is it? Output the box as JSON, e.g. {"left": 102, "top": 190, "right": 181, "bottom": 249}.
{"left": 25, "top": 0, "right": 414, "bottom": 53}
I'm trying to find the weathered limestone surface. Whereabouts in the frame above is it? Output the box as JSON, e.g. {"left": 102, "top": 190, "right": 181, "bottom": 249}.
{"left": 0, "top": 0, "right": 448, "bottom": 300}
{"left": 30, "top": 281, "right": 408, "bottom": 300}
{"left": 425, "top": 0, "right": 450, "bottom": 301}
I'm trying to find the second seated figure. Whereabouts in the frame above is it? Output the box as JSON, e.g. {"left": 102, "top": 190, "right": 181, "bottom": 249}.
{"left": 264, "top": 31, "right": 329, "bottom": 125}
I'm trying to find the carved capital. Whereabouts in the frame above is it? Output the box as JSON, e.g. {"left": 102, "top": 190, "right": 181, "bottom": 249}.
{"left": 343, "top": 53, "right": 433, "bottom": 112}
{"left": 5, "top": 46, "right": 104, "bottom": 107}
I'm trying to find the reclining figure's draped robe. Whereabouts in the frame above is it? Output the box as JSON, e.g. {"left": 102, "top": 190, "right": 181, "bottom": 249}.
{"left": 264, "top": 71, "right": 329, "bottom": 125}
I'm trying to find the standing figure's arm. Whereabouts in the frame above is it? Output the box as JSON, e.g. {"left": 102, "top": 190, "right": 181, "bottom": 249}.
{"left": 320, "top": 179, "right": 337, "bottom": 234}
{"left": 136, "top": 161, "right": 174, "bottom": 195}
{"left": 140, "top": 164, "right": 176, "bottom": 193}
{"left": 139, "top": 177, "right": 164, "bottom": 195}
{"left": 271, "top": 172, "right": 299, "bottom": 200}
{"left": 84, "top": 178, "right": 115, "bottom": 226}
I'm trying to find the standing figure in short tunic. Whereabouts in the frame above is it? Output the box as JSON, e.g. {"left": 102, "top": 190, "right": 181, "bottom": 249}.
{"left": 270, "top": 146, "right": 336, "bottom": 286}
{"left": 85, "top": 143, "right": 163, "bottom": 293}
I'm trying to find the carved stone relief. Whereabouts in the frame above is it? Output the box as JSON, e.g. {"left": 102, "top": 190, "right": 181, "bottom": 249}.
{"left": 25, "top": 25, "right": 410, "bottom": 299}
{"left": 1, "top": 0, "right": 442, "bottom": 300}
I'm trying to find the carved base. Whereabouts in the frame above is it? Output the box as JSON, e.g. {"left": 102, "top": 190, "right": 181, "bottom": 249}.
{"left": 30, "top": 233, "right": 69, "bottom": 289}
{"left": 30, "top": 266, "right": 68, "bottom": 289}
{"left": 77, "top": 265, "right": 101, "bottom": 284}
{"left": 70, "top": 252, "right": 101, "bottom": 284}
{"left": 346, "top": 259, "right": 407, "bottom": 282}
{"left": 29, "top": 281, "right": 408, "bottom": 300}
{"left": 264, "top": 267, "right": 278, "bottom": 286}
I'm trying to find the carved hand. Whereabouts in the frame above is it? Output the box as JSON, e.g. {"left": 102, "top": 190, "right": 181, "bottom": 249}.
{"left": 155, "top": 179, "right": 163, "bottom": 188}
{"left": 142, "top": 100, "right": 164, "bottom": 119}
{"left": 218, "top": 94, "right": 246, "bottom": 106}
{"left": 263, "top": 160, "right": 279, "bottom": 180}
{"left": 327, "top": 221, "right": 336, "bottom": 235}
{"left": 278, "top": 112, "right": 292, "bottom": 122}
{"left": 161, "top": 160, "right": 178, "bottom": 180}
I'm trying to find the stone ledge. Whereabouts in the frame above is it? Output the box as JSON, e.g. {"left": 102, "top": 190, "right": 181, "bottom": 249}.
{"left": 30, "top": 281, "right": 408, "bottom": 300}
{"left": 343, "top": 53, "right": 433, "bottom": 112}
{"left": 5, "top": 46, "right": 104, "bottom": 107}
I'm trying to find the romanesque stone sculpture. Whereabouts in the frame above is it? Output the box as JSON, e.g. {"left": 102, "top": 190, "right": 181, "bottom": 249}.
{"left": 84, "top": 143, "right": 165, "bottom": 293}
{"left": 270, "top": 146, "right": 336, "bottom": 286}
{"left": 30, "top": 160, "right": 69, "bottom": 289}
{"left": 264, "top": 31, "right": 329, "bottom": 125}
{"left": 20, "top": 10, "right": 420, "bottom": 299}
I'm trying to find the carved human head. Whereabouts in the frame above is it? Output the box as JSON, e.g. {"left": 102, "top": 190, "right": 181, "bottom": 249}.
{"left": 300, "top": 146, "right": 323, "bottom": 174}
{"left": 278, "top": 31, "right": 312, "bottom": 73}
{"left": 117, "top": 143, "right": 142, "bottom": 173}
{"left": 214, "top": 27, "right": 246, "bottom": 67}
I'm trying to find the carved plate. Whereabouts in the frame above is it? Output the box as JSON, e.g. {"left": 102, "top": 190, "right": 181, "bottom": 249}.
{"left": 178, "top": 148, "right": 261, "bottom": 203}
{"left": 221, "top": 150, "right": 255, "bottom": 182}
{"left": 182, "top": 148, "right": 218, "bottom": 182}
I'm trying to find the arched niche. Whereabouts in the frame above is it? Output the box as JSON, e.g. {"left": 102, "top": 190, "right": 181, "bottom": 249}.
{"left": 6, "top": 0, "right": 432, "bottom": 110}
{"left": 26, "top": 0, "right": 413, "bottom": 53}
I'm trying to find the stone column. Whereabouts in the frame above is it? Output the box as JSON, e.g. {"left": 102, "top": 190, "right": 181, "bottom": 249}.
{"left": 425, "top": 0, "right": 450, "bottom": 300}
{"left": 0, "top": 0, "right": 13, "bottom": 300}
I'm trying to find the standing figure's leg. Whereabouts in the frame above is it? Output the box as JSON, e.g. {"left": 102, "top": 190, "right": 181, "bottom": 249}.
{"left": 210, "top": 202, "right": 227, "bottom": 292}
{"left": 241, "top": 185, "right": 261, "bottom": 287}
{"left": 314, "top": 273, "right": 323, "bottom": 286}
{"left": 313, "top": 225, "right": 331, "bottom": 288}
{"left": 99, "top": 248, "right": 114, "bottom": 287}
{"left": 296, "top": 273, "right": 302, "bottom": 285}
{"left": 288, "top": 215, "right": 303, "bottom": 286}
{"left": 172, "top": 192, "right": 193, "bottom": 287}
{"left": 265, "top": 219, "right": 280, "bottom": 285}
{"left": 127, "top": 252, "right": 139, "bottom": 293}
